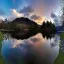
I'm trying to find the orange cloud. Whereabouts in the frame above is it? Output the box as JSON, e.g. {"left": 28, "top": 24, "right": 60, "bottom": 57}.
{"left": 33, "top": 16, "right": 46, "bottom": 25}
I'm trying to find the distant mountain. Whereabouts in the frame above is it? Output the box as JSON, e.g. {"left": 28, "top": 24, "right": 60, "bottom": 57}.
{"left": 12, "top": 17, "right": 38, "bottom": 26}
{"left": 7, "top": 17, "right": 39, "bottom": 31}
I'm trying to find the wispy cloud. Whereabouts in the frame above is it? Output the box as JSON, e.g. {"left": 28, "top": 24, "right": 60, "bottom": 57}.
{"left": 0, "top": 16, "right": 5, "bottom": 20}
{"left": 19, "top": 6, "right": 34, "bottom": 16}
{"left": 30, "top": 15, "right": 40, "bottom": 20}
{"left": 12, "top": 9, "right": 24, "bottom": 17}
{"left": 51, "top": 13, "right": 62, "bottom": 26}
{"left": 18, "top": 6, "right": 46, "bottom": 25}
{"left": 30, "top": 14, "right": 46, "bottom": 25}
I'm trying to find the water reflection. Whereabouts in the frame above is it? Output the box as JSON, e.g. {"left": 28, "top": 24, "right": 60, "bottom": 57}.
{"left": 1, "top": 33, "right": 60, "bottom": 64}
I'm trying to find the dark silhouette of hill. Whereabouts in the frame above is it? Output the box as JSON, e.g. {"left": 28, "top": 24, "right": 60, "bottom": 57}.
{"left": 8, "top": 17, "right": 39, "bottom": 39}
{"left": 0, "top": 17, "right": 56, "bottom": 39}
{"left": 9, "top": 18, "right": 56, "bottom": 39}
{"left": 12, "top": 17, "right": 38, "bottom": 26}
{"left": 7, "top": 17, "right": 39, "bottom": 31}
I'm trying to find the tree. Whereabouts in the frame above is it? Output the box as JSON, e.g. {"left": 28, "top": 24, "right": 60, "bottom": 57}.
{"left": 41, "top": 21, "right": 56, "bottom": 38}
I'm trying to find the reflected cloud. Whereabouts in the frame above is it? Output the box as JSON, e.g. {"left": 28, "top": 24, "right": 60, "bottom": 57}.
{"left": 1, "top": 33, "right": 60, "bottom": 64}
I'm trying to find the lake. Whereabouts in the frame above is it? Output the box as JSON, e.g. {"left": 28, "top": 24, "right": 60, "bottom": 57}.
{"left": 1, "top": 33, "right": 60, "bottom": 64}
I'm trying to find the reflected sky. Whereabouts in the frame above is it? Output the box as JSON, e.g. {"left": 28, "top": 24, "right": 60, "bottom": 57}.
{"left": 1, "top": 33, "right": 60, "bottom": 64}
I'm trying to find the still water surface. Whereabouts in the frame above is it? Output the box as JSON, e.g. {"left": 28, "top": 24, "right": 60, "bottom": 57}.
{"left": 1, "top": 33, "right": 60, "bottom": 64}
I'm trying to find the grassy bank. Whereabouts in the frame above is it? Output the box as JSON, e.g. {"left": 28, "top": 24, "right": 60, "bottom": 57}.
{"left": 54, "top": 50, "right": 64, "bottom": 64}
{"left": 0, "top": 32, "right": 4, "bottom": 64}
{"left": 60, "top": 33, "right": 64, "bottom": 40}
{"left": 55, "top": 32, "right": 64, "bottom": 64}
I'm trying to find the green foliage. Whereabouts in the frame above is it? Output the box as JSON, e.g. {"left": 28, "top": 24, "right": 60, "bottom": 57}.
{"left": 0, "top": 32, "right": 3, "bottom": 48}
{"left": 60, "top": 33, "right": 64, "bottom": 40}
{"left": 55, "top": 32, "right": 64, "bottom": 64}
{"left": 41, "top": 21, "right": 56, "bottom": 34}
{"left": 0, "top": 32, "right": 4, "bottom": 64}
{"left": 54, "top": 50, "right": 64, "bottom": 64}
{"left": 0, "top": 32, "right": 3, "bottom": 41}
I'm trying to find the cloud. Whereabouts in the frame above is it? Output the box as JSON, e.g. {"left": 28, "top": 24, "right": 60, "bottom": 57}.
{"left": 19, "top": 6, "right": 34, "bottom": 16}
{"left": 30, "top": 15, "right": 40, "bottom": 20}
{"left": 0, "top": 16, "right": 5, "bottom": 21}
{"left": 0, "top": 9, "right": 5, "bottom": 15}
{"left": 51, "top": 13, "right": 57, "bottom": 18}
{"left": 7, "top": 9, "right": 24, "bottom": 21}
{"left": 12, "top": 9, "right": 24, "bottom": 17}
{"left": 11, "top": 8, "right": 47, "bottom": 25}
{"left": 30, "top": 14, "right": 46, "bottom": 25}
{"left": 51, "top": 13, "right": 62, "bottom": 26}
{"left": 28, "top": 0, "right": 61, "bottom": 18}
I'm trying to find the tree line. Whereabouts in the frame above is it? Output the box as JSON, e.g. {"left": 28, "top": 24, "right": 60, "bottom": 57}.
{"left": 0, "top": 17, "right": 56, "bottom": 39}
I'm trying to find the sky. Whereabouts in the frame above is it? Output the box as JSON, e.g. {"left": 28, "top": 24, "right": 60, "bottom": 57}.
{"left": 0, "top": 0, "right": 61, "bottom": 24}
